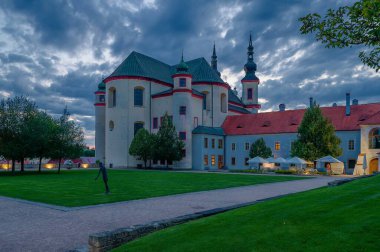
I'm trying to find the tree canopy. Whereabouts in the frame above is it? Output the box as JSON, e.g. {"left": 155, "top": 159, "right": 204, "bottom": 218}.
{"left": 129, "top": 128, "right": 154, "bottom": 168}
{"left": 0, "top": 96, "right": 85, "bottom": 174}
{"left": 291, "top": 104, "right": 342, "bottom": 161}
{"left": 249, "top": 138, "right": 272, "bottom": 159}
{"left": 299, "top": 0, "right": 380, "bottom": 71}
{"left": 154, "top": 113, "right": 185, "bottom": 166}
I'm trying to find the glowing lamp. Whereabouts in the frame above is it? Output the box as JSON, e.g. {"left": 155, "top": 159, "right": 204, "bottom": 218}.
{"left": 44, "top": 163, "right": 55, "bottom": 169}
{"left": 81, "top": 164, "right": 90, "bottom": 169}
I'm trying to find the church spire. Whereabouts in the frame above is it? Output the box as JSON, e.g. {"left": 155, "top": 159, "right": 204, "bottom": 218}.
{"left": 211, "top": 42, "right": 221, "bottom": 76}
{"left": 247, "top": 33, "right": 254, "bottom": 62}
{"left": 176, "top": 50, "right": 189, "bottom": 73}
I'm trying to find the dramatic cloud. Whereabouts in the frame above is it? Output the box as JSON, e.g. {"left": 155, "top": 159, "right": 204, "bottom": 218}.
{"left": 0, "top": 0, "right": 378, "bottom": 146}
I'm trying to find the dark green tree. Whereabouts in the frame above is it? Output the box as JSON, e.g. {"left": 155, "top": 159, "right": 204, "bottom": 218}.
{"left": 291, "top": 104, "right": 342, "bottom": 161}
{"left": 25, "top": 111, "right": 57, "bottom": 172}
{"left": 249, "top": 138, "right": 272, "bottom": 159}
{"left": 154, "top": 113, "right": 185, "bottom": 167}
{"left": 299, "top": 0, "right": 380, "bottom": 71}
{"left": 129, "top": 128, "right": 154, "bottom": 168}
{"left": 82, "top": 147, "right": 95, "bottom": 157}
{"left": 0, "top": 96, "right": 38, "bottom": 174}
{"left": 50, "top": 109, "right": 85, "bottom": 173}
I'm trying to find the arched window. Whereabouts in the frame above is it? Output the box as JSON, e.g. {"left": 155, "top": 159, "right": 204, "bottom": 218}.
{"left": 221, "top": 93, "right": 227, "bottom": 113}
{"left": 108, "top": 87, "right": 116, "bottom": 108}
{"left": 134, "top": 87, "right": 144, "bottom": 106}
{"left": 134, "top": 121, "right": 144, "bottom": 135}
{"left": 369, "top": 128, "right": 380, "bottom": 149}
{"left": 202, "top": 91, "right": 210, "bottom": 111}
{"left": 109, "top": 120, "right": 114, "bottom": 131}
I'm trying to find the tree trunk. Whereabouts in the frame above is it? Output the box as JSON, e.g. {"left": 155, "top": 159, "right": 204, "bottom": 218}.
{"left": 58, "top": 157, "right": 62, "bottom": 174}
{"left": 20, "top": 159, "right": 24, "bottom": 172}
{"left": 38, "top": 156, "right": 42, "bottom": 172}
{"left": 11, "top": 159, "right": 15, "bottom": 175}
{"left": 144, "top": 159, "right": 147, "bottom": 169}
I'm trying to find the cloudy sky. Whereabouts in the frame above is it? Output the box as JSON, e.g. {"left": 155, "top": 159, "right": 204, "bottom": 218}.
{"left": 0, "top": 0, "right": 378, "bottom": 146}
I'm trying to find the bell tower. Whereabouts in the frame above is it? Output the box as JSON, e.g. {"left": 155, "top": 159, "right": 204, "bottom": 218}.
{"left": 241, "top": 34, "right": 261, "bottom": 113}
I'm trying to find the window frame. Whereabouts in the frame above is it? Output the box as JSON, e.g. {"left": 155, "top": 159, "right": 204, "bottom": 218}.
{"left": 218, "top": 139, "right": 223, "bottom": 149}
{"left": 204, "top": 138, "right": 208, "bottom": 148}
{"left": 179, "top": 131, "right": 186, "bottom": 140}
{"left": 348, "top": 139, "right": 355, "bottom": 151}
{"left": 179, "top": 78, "right": 186, "bottom": 87}
{"left": 247, "top": 88, "right": 253, "bottom": 100}
{"left": 204, "top": 155, "right": 208, "bottom": 166}
{"left": 275, "top": 141, "right": 281, "bottom": 151}
{"left": 153, "top": 117, "right": 158, "bottom": 129}
{"left": 134, "top": 87, "right": 144, "bottom": 107}
{"left": 134, "top": 121, "right": 144, "bottom": 136}
{"left": 245, "top": 142, "right": 250, "bottom": 151}
{"left": 211, "top": 155, "right": 216, "bottom": 166}
{"left": 179, "top": 106, "right": 186, "bottom": 115}
{"left": 231, "top": 157, "right": 236, "bottom": 166}
{"left": 211, "top": 139, "right": 215, "bottom": 149}
{"left": 232, "top": 143, "right": 236, "bottom": 151}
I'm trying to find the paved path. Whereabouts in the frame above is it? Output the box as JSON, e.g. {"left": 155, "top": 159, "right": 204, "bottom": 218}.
{"left": 0, "top": 176, "right": 339, "bottom": 252}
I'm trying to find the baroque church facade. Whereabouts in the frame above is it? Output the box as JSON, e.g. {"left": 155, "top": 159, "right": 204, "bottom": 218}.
{"left": 94, "top": 36, "right": 380, "bottom": 174}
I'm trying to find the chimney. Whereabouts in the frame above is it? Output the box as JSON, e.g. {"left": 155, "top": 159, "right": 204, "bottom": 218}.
{"left": 279, "top": 104, "right": 286, "bottom": 112}
{"left": 346, "top": 93, "right": 351, "bottom": 116}
{"left": 352, "top": 99, "right": 358, "bottom": 105}
{"left": 309, "top": 97, "right": 313, "bottom": 108}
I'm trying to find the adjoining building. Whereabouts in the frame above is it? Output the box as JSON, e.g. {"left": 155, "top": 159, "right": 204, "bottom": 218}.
{"left": 94, "top": 36, "right": 380, "bottom": 174}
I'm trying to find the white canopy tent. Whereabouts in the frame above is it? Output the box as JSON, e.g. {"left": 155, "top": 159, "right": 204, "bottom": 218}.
{"left": 248, "top": 157, "right": 268, "bottom": 169}
{"left": 265, "top": 157, "right": 288, "bottom": 169}
{"left": 316, "top": 155, "right": 344, "bottom": 175}
{"left": 287, "top": 157, "right": 307, "bottom": 169}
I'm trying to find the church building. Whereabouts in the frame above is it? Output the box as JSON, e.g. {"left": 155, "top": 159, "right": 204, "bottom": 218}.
{"left": 94, "top": 36, "right": 380, "bottom": 174}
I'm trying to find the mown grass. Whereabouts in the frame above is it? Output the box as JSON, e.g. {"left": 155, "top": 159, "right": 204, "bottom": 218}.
{"left": 114, "top": 175, "right": 380, "bottom": 252}
{"left": 0, "top": 169, "right": 304, "bottom": 207}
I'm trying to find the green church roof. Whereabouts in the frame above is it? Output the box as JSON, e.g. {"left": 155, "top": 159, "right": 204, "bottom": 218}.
{"left": 193, "top": 126, "right": 225, "bottom": 136}
{"left": 109, "top": 51, "right": 224, "bottom": 84}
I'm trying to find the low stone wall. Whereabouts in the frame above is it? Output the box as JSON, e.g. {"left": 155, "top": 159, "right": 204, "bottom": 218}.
{"left": 327, "top": 174, "right": 374, "bottom": 187}
{"left": 88, "top": 203, "right": 253, "bottom": 252}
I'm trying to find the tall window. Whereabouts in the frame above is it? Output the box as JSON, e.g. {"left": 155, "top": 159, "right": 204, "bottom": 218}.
{"left": 134, "top": 122, "right": 144, "bottom": 135}
{"left": 232, "top": 143, "right": 236, "bottom": 151}
{"left": 218, "top": 139, "right": 223, "bottom": 149}
{"left": 134, "top": 87, "right": 144, "bottom": 106}
{"left": 211, "top": 155, "right": 216, "bottom": 166}
{"left": 231, "top": 157, "right": 236, "bottom": 165}
{"left": 247, "top": 88, "right": 253, "bottom": 100}
{"left": 348, "top": 140, "right": 355, "bottom": 150}
{"left": 109, "top": 120, "right": 114, "bottom": 131}
{"left": 221, "top": 93, "right": 227, "bottom": 113}
{"left": 108, "top": 87, "right": 116, "bottom": 107}
{"left": 194, "top": 117, "right": 199, "bottom": 127}
{"left": 211, "top": 139, "right": 215, "bottom": 148}
{"left": 202, "top": 91, "right": 210, "bottom": 110}
{"left": 179, "top": 132, "right": 186, "bottom": 140}
{"left": 180, "top": 106, "right": 186, "bottom": 115}
{"left": 204, "top": 138, "right": 208, "bottom": 148}
{"left": 99, "top": 95, "right": 105, "bottom": 102}
{"left": 153, "top": 118, "right": 158, "bottom": 129}
{"left": 275, "top": 141, "right": 281, "bottom": 151}
{"left": 369, "top": 128, "right": 380, "bottom": 149}
{"left": 179, "top": 78, "right": 186, "bottom": 87}
{"left": 245, "top": 142, "right": 250, "bottom": 151}
{"left": 204, "top": 155, "right": 209, "bottom": 166}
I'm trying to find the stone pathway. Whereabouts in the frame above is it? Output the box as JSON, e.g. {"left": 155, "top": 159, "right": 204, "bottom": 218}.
{"left": 0, "top": 176, "right": 339, "bottom": 252}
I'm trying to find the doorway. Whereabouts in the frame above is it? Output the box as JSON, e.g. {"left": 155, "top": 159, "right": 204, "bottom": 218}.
{"left": 369, "top": 158, "right": 378, "bottom": 174}
{"left": 218, "top": 155, "right": 224, "bottom": 169}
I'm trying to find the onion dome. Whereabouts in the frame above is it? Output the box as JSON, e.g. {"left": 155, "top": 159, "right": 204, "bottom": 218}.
{"left": 176, "top": 52, "right": 189, "bottom": 73}
{"left": 98, "top": 81, "right": 105, "bottom": 91}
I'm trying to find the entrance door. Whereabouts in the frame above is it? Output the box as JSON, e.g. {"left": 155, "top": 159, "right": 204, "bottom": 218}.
{"left": 218, "top": 155, "right": 223, "bottom": 169}
{"left": 369, "top": 158, "right": 378, "bottom": 174}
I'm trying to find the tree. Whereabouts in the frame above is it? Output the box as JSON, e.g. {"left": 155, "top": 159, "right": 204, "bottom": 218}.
{"left": 299, "top": 0, "right": 380, "bottom": 71}
{"left": 0, "top": 96, "right": 38, "bottom": 174}
{"left": 291, "top": 104, "right": 342, "bottom": 161}
{"left": 25, "top": 111, "right": 57, "bottom": 172}
{"left": 154, "top": 113, "right": 185, "bottom": 167}
{"left": 249, "top": 138, "right": 272, "bottom": 159}
{"left": 129, "top": 128, "right": 154, "bottom": 168}
{"left": 82, "top": 147, "right": 95, "bottom": 157}
{"left": 50, "top": 109, "right": 85, "bottom": 173}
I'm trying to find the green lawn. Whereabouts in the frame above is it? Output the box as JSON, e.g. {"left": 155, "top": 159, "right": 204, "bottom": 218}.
{"left": 0, "top": 169, "right": 304, "bottom": 207}
{"left": 115, "top": 175, "right": 380, "bottom": 252}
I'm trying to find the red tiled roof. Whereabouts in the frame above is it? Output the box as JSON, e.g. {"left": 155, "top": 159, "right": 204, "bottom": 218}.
{"left": 222, "top": 103, "right": 380, "bottom": 135}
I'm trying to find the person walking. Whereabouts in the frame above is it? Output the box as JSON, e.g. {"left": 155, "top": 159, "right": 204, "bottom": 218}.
{"left": 95, "top": 162, "right": 110, "bottom": 194}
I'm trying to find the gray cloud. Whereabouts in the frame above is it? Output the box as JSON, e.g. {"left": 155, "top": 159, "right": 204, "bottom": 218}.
{"left": 0, "top": 0, "right": 378, "bottom": 146}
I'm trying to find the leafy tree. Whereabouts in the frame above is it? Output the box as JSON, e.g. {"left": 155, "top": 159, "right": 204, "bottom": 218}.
{"left": 249, "top": 138, "right": 272, "bottom": 159}
{"left": 25, "top": 111, "right": 56, "bottom": 172}
{"left": 299, "top": 0, "right": 380, "bottom": 71}
{"left": 129, "top": 128, "right": 154, "bottom": 168}
{"left": 154, "top": 113, "right": 185, "bottom": 167}
{"left": 50, "top": 109, "right": 85, "bottom": 173}
{"left": 291, "top": 104, "right": 342, "bottom": 161}
{"left": 82, "top": 147, "right": 95, "bottom": 157}
{"left": 0, "top": 96, "right": 38, "bottom": 174}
